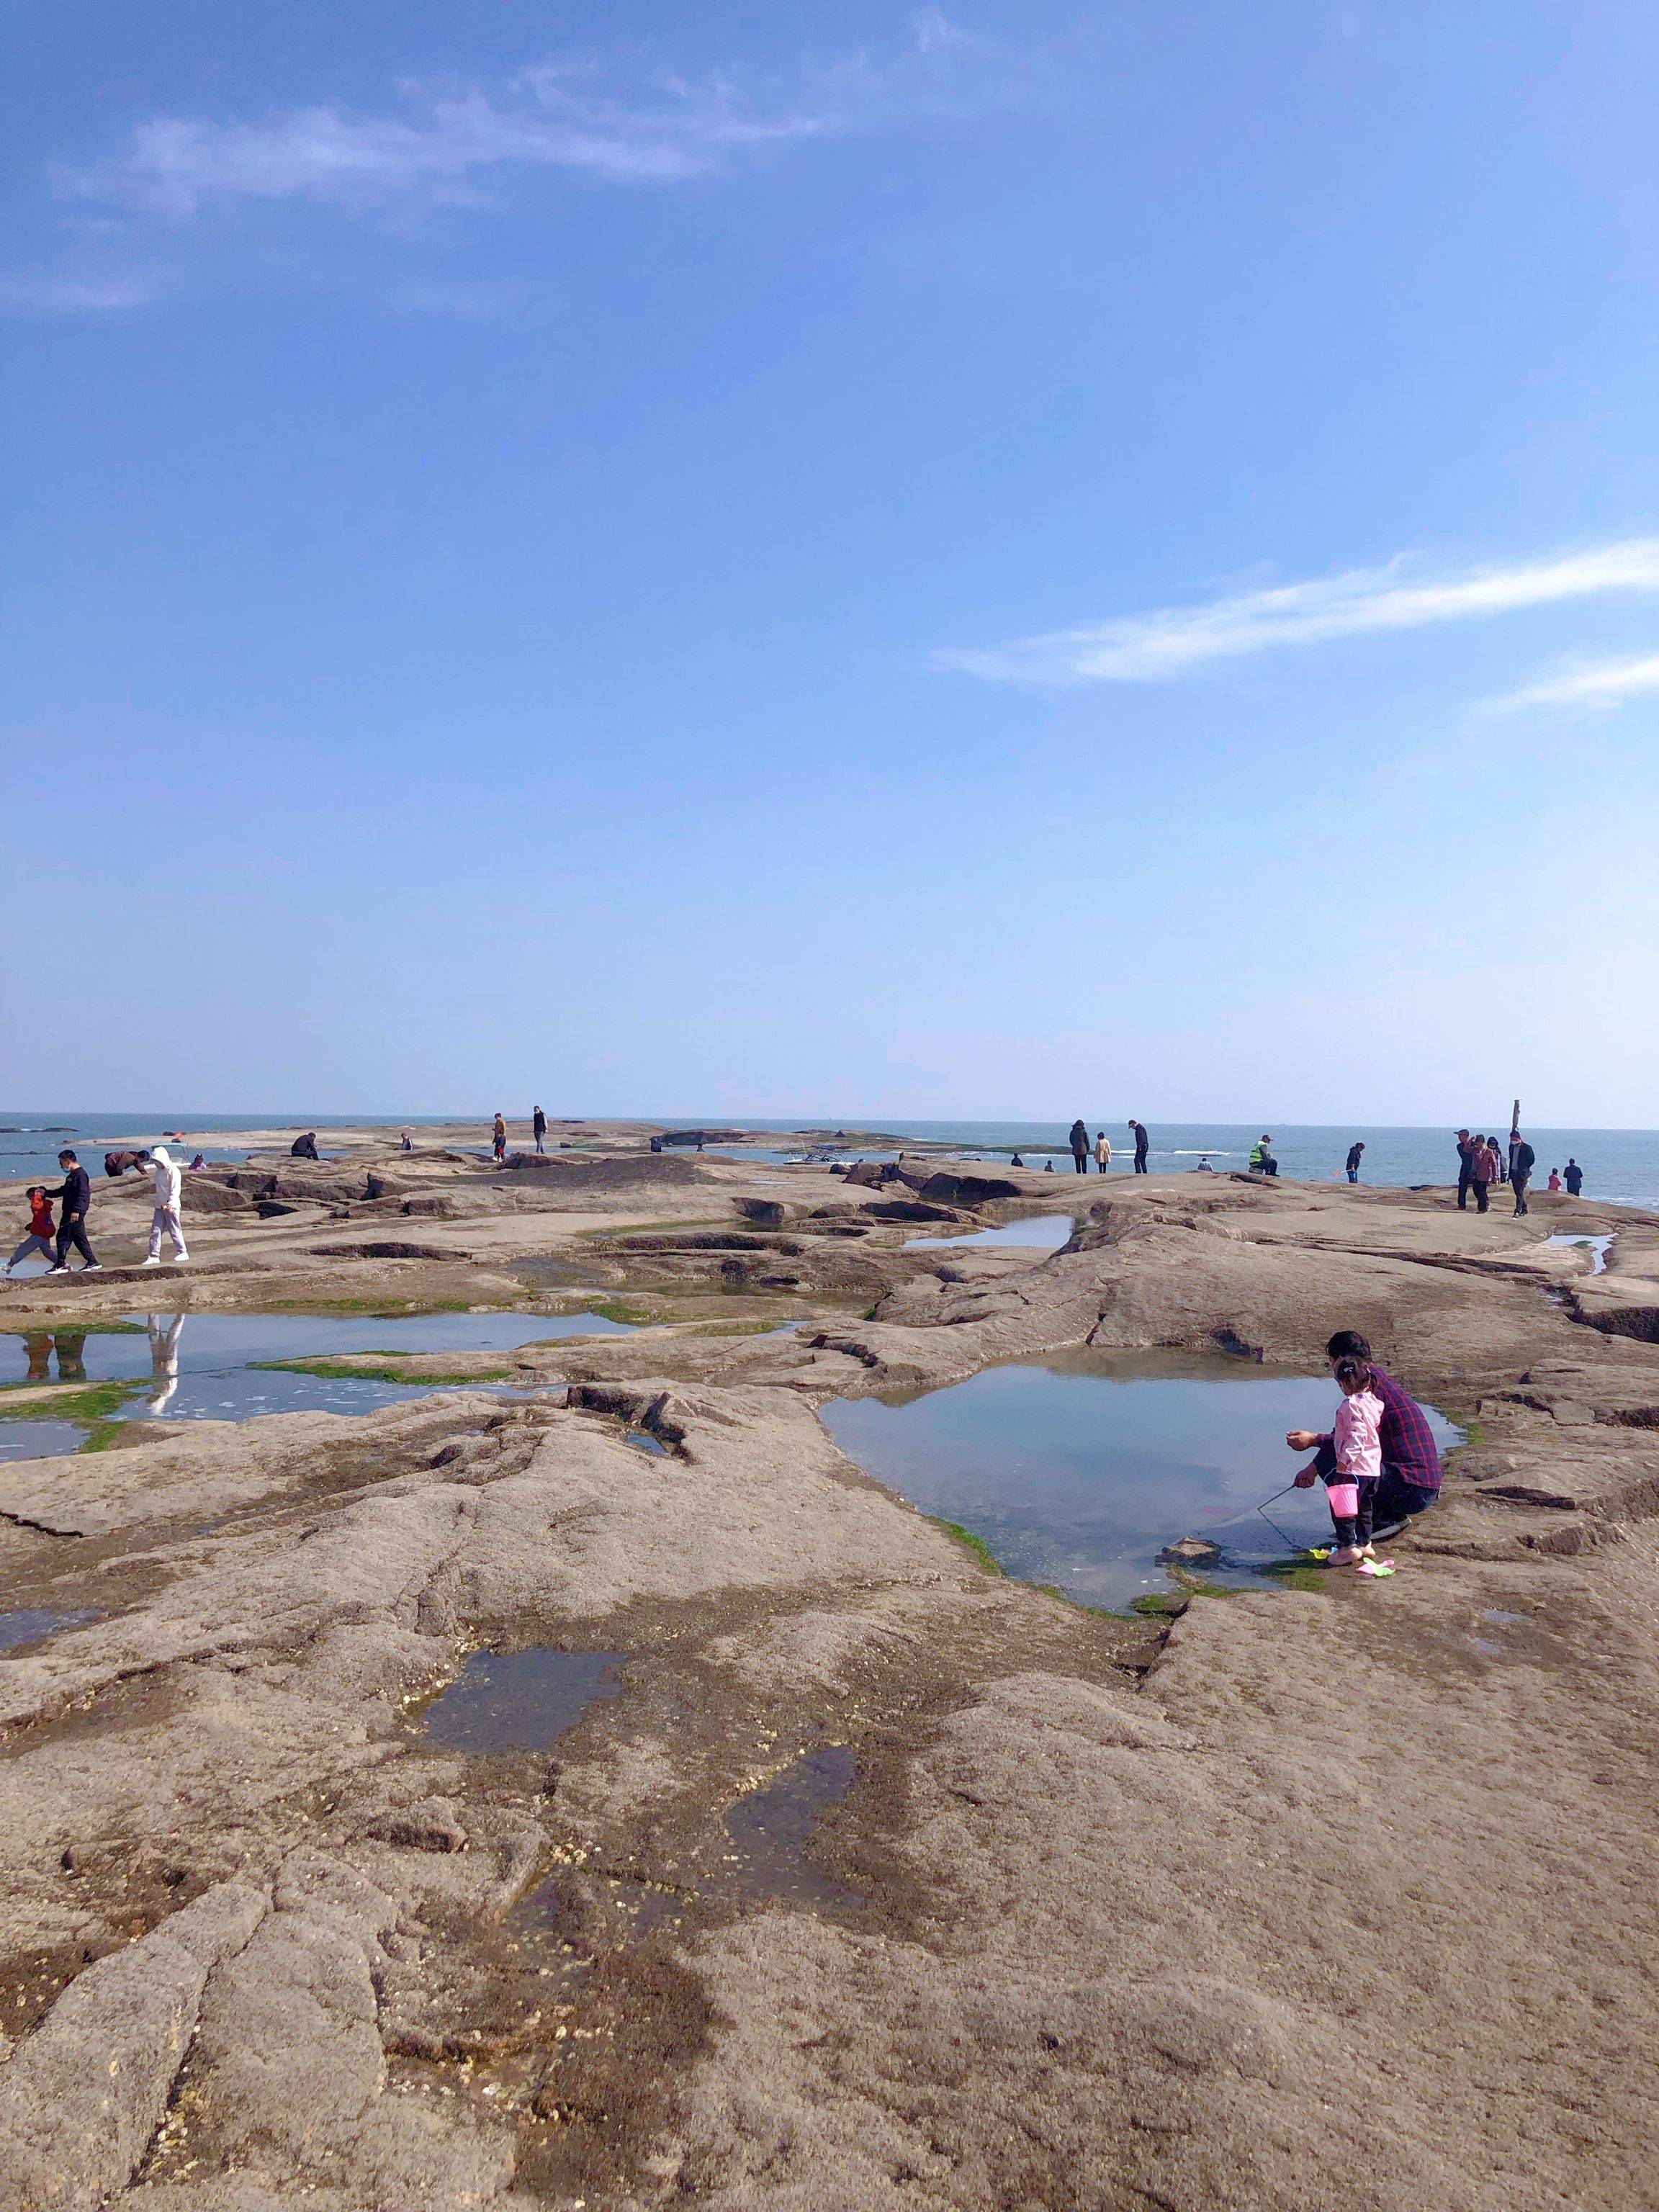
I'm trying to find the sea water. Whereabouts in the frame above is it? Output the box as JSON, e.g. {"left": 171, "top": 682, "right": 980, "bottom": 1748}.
{"left": 5, "top": 1115, "right": 1654, "bottom": 1205}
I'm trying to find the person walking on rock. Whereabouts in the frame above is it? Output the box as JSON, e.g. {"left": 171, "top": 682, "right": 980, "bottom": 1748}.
{"left": 45, "top": 1150, "right": 99, "bottom": 1272}
{"left": 1069, "top": 1119, "right": 1090, "bottom": 1174}
{"left": 1129, "top": 1120, "right": 1150, "bottom": 1172}
{"left": 1509, "top": 1130, "right": 1536, "bottom": 1216}
{"left": 5, "top": 1187, "right": 57, "bottom": 1275}
{"left": 142, "top": 1145, "right": 189, "bottom": 1267}
{"left": 1094, "top": 1130, "right": 1112, "bottom": 1171}
{"left": 1345, "top": 1141, "right": 1364, "bottom": 1183}
{"left": 533, "top": 1105, "right": 547, "bottom": 1154}
{"left": 1564, "top": 1158, "right": 1584, "bottom": 1197}
{"left": 493, "top": 1112, "right": 507, "bottom": 1164}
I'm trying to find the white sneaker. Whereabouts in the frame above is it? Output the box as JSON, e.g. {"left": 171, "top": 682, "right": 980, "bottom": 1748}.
{"left": 142, "top": 1256, "right": 162, "bottom": 1267}
{"left": 46, "top": 1265, "right": 68, "bottom": 1274}
{"left": 172, "top": 1254, "right": 190, "bottom": 1265}
{"left": 83, "top": 1264, "right": 103, "bottom": 1272}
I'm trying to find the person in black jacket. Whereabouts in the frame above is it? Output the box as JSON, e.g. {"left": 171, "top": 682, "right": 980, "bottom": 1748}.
{"left": 1069, "top": 1118, "right": 1090, "bottom": 1173}
{"left": 1345, "top": 1141, "right": 1364, "bottom": 1182}
{"left": 45, "top": 1151, "right": 99, "bottom": 1272}
{"left": 1129, "top": 1119, "right": 1150, "bottom": 1172}
{"left": 290, "top": 1132, "right": 320, "bottom": 1160}
{"left": 533, "top": 1105, "right": 547, "bottom": 1154}
{"left": 1455, "top": 1129, "right": 1474, "bottom": 1209}
{"left": 1563, "top": 1158, "right": 1583, "bottom": 1197}
{"left": 1509, "top": 1131, "right": 1537, "bottom": 1216}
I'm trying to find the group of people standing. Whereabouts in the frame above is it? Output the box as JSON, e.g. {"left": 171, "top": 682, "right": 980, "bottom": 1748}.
{"left": 1455, "top": 1128, "right": 1545, "bottom": 1215}
{"left": 1064, "top": 1120, "right": 1153, "bottom": 1173}
{"left": 491, "top": 1107, "right": 548, "bottom": 1164}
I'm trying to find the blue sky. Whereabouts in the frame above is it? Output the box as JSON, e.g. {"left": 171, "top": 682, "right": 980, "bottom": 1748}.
{"left": 4, "top": 1, "right": 1656, "bottom": 1121}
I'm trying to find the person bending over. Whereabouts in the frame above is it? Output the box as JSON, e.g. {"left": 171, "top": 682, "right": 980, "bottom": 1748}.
{"left": 1296, "top": 1354, "right": 1384, "bottom": 1567}
{"left": 1287, "top": 1328, "right": 1442, "bottom": 1541}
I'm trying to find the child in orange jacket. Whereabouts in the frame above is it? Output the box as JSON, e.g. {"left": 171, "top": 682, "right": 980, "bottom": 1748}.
{"left": 5, "top": 1188, "right": 56, "bottom": 1274}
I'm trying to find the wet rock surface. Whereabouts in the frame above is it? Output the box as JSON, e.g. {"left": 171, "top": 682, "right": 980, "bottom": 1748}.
{"left": 1, "top": 1138, "right": 1656, "bottom": 2209}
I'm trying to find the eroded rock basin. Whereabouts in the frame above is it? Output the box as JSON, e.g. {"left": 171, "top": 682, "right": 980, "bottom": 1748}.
{"left": 0, "top": 1306, "right": 633, "bottom": 1437}
{"left": 822, "top": 1348, "right": 1462, "bottom": 1608}
{"left": 903, "top": 1213, "right": 1074, "bottom": 1251}
{"left": 423, "top": 1648, "right": 627, "bottom": 1755}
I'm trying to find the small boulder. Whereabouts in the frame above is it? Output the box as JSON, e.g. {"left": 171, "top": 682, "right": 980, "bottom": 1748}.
{"left": 1159, "top": 1537, "right": 1223, "bottom": 1567}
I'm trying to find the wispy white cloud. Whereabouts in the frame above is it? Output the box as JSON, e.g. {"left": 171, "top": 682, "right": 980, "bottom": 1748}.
{"left": 52, "top": 19, "right": 992, "bottom": 222}
{"left": 934, "top": 539, "right": 1659, "bottom": 683}
{"left": 0, "top": 268, "right": 169, "bottom": 313}
{"left": 1480, "top": 649, "right": 1659, "bottom": 714}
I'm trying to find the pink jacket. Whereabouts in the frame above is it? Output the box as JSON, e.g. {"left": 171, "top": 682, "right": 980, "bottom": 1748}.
{"left": 1334, "top": 1388, "right": 1384, "bottom": 1483}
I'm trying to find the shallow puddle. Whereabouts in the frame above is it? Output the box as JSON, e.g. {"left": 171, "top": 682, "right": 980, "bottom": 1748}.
{"left": 904, "top": 1215, "right": 1074, "bottom": 1251}
{"left": 0, "top": 1606, "right": 96, "bottom": 1653}
{"left": 0, "top": 1308, "right": 633, "bottom": 1438}
{"left": 821, "top": 1349, "right": 1461, "bottom": 1609}
{"left": 421, "top": 1648, "right": 625, "bottom": 1754}
{"left": 721, "top": 1744, "right": 858, "bottom": 1907}
{"left": 0, "top": 1419, "right": 89, "bottom": 1462}
{"left": 1547, "top": 1233, "right": 1613, "bottom": 1275}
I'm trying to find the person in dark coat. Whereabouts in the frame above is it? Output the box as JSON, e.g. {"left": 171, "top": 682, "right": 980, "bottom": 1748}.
{"left": 1129, "top": 1120, "right": 1150, "bottom": 1172}
{"left": 1563, "top": 1158, "right": 1583, "bottom": 1197}
{"left": 44, "top": 1151, "right": 99, "bottom": 1272}
{"left": 1509, "top": 1131, "right": 1536, "bottom": 1216}
{"left": 533, "top": 1105, "right": 547, "bottom": 1154}
{"left": 290, "top": 1132, "right": 320, "bottom": 1160}
{"left": 1069, "top": 1119, "right": 1090, "bottom": 1173}
{"left": 1345, "top": 1142, "right": 1364, "bottom": 1182}
{"left": 1455, "top": 1130, "right": 1474, "bottom": 1209}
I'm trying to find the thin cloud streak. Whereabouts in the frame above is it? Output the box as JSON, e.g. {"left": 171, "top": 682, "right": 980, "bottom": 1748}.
{"left": 1481, "top": 650, "right": 1659, "bottom": 714}
{"left": 935, "top": 539, "right": 1659, "bottom": 683}
{"left": 54, "top": 22, "right": 993, "bottom": 221}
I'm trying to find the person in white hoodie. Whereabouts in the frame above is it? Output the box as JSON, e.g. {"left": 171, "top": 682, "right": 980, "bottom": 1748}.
{"left": 143, "top": 1146, "right": 189, "bottom": 1266}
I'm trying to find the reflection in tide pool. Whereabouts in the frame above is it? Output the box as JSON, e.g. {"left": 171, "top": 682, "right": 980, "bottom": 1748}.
{"left": 0, "top": 1307, "right": 635, "bottom": 1430}
{"left": 904, "top": 1215, "right": 1074, "bottom": 1251}
{"left": 821, "top": 1350, "right": 1460, "bottom": 1609}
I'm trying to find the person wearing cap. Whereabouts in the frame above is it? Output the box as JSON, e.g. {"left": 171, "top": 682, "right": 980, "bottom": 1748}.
{"left": 1455, "top": 1129, "right": 1475, "bottom": 1209}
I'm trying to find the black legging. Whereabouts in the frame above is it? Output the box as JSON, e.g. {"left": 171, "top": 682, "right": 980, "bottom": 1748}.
{"left": 1311, "top": 1444, "right": 1437, "bottom": 1537}
{"left": 1072, "top": 1151, "right": 1088, "bottom": 1173}
{"left": 55, "top": 1216, "right": 96, "bottom": 1268}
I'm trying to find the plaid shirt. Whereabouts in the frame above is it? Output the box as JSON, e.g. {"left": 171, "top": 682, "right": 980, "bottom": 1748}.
{"left": 1317, "top": 1364, "right": 1441, "bottom": 1490}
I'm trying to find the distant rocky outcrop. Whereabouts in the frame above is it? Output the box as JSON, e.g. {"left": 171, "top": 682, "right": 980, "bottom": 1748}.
{"left": 497, "top": 1152, "right": 708, "bottom": 1187}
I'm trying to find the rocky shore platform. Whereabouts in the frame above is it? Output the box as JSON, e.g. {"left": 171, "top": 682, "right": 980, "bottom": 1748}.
{"left": 1, "top": 1125, "right": 1656, "bottom": 2211}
